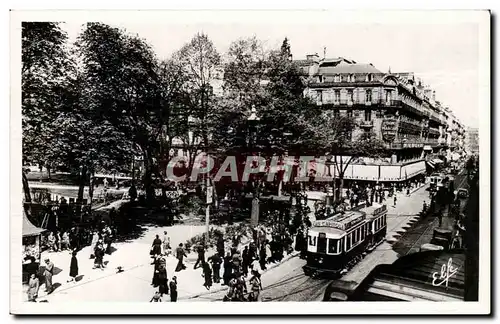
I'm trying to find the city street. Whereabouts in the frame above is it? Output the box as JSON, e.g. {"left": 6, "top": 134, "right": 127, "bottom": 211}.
{"left": 190, "top": 183, "right": 431, "bottom": 302}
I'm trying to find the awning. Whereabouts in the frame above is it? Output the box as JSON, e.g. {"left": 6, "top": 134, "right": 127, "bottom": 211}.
{"left": 432, "top": 158, "right": 444, "bottom": 164}
{"left": 23, "top": 211, "right": 46, "bottom": 237}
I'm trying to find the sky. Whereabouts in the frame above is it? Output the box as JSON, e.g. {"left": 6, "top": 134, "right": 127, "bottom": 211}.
{"left": 61, "top": 16, "right": 482, "bottom": 128}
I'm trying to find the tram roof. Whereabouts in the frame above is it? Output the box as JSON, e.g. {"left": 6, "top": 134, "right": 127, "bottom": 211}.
{"left": 362, "top": 203, "right": 387, "bottom": 217}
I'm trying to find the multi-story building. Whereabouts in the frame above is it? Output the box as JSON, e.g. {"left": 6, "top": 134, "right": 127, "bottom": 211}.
{"left": 465, "top": 127, "right": 479, "bottom": 155}
{"left": 297, "top": 53, "right": 454, "bottom": 183}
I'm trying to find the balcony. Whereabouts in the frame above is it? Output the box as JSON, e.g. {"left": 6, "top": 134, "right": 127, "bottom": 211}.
{"left": 360, "top": 120, "right": 374, "bottom": 128}
{"left": 320, "top": 98, "right": 401, "bottom": 109}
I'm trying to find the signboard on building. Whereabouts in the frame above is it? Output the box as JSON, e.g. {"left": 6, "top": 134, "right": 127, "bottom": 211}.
{"left": 381, "top": 118, "right": 397, "bottom": 142}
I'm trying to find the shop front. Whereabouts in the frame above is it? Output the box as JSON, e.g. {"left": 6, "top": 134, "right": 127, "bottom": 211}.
{"left": 22, "top": 211, "right": 45, "bottom": 282}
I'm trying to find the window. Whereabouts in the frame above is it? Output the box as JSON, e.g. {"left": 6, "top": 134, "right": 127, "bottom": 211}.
{"left": 361, "top": 226, "right": 365, "bottom": 240}
{"left": 308, "top": 235, "right": 317, "bottom": 246}
{"left": 348, "top": 90, "right": 354, "bottom": 102}
{"left": 334, "top": 90, "right": 341, "bottom": 102}
{"left": 366, "top": 90, "right": 372, "bottom": 103}
{"left": 385, "top": 90, "right": 392, "bottom": 104}
{"left": 353, "top": 230, "right": 357, "bottom": 243}
{"left": 347, "top": 109, "right": 353, "bottom": 118}
{"left": 346, "top": 234, "right": 352, "bottom": 251}
{"left": 364, "top": 110, "right": 372, "bottom": 122}
{"left": 366, "top": 74, "right": 373, "bottom": 82}
{"left": 334, "top": 75, "right": 340, "bottom": 82}
{"left": 318, "top": 75, "right": 323, "bottom": 83}
{"left": 350, "top": 74, "right": 355, "bottom": 82}
{"left": 328, "top": 239, "right": 338, "bottom": 254}
{"left": 317, "top": 90, "right": 323, "bottom": 104}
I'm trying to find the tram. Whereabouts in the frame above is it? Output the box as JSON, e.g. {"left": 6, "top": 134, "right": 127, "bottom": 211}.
{"left": 303, "top": 204, "right": 388, "bottom": 278}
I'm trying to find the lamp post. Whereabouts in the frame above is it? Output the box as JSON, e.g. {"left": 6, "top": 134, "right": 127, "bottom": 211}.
{"left": 247, "top": 105, "right": 260, "bottom": 227}
{"left": 325, "top": 154, "right": 334, "bottom": 206}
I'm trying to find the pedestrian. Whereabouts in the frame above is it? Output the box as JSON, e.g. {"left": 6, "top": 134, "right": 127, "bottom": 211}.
{"left": 169, "top": 276, "right": 178, "bottom": 302}
{"left": 27, "top": 273, "right": 39, "bottom": 302}
{"left": 174, "top": 243, "right": 187, "bottom": 272}
{"left": 217, "top": 234, "right": 225, "bottom": 258}
{"left": 202, "top": 261, "right": 213, "bottom": 290}
{"left": 67, "top": 251, "right": 78, "bottom": 283}
{"left": 193, "top": 243, "right": 206, "bottom": 270}
{"left": 157, "top": 264, "right": 169, "bottom": 296}
{"left": 208, "top": 253, "right": 222, "bottom": 284}
{"left": 43, "top": 258, "right": 54, "bottom": 294}
{"left": 406, "top": 187, "right": 411, "bottom": 197}
{"left": 47, "top": 232, "right": 56, "bottom": 252}
{"left": 129, "top": 184, "right": 137, "bottom": 203}
{"left": 222, "top": 253, "right": 232, "bottom": 286}
{"left": 90, "top": 231, "right": 99, "bottom": 258}
{"left": 93, "top": 241, "right": 105, "bottom": 270}
{"left": 259, "top": 244, "right": 267, "bottom": 271}
{"left": 248, "top": 270, "right": 262, "bottom": 302}
{"left": 151, "top": 255, "right": 160, "bottom": 287}
{"left": 242, "top": 246, "right": 250, "bottom": 277}
{"left": 162, "top": 231, "right": 171, "bottom": 256}
{"left": 150, "top": 291, "right": 162, "bottom": 302}
{"left": 56, "top": 231, "right": 62, "bottom": 252}
{"left": 61, "top": 231, "right": 70, "bottom": 251}
{"left": 151, "top": 235, "right": 162, "bottom": 257}
{"left": 393, "top": 195, "right": 397, "bottom": 207}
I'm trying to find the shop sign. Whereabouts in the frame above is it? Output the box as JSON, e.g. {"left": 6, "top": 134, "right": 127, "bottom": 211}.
{"left": 381, "top": 118, "right": 397, "bottom": 142}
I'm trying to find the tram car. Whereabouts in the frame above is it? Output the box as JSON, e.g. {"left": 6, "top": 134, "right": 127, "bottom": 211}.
{"left": 303, "top": 203, "right": 388, "bottom": 278}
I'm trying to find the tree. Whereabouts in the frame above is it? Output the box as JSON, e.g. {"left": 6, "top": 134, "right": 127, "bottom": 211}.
{"left": 22, "top": 22, "right": 70, "bottom": 201}
{"left": 314, "top": 113, "right": 388, "bottom": 201}
{"left": 173, "top": 33, "right": 221, "bottom": 172}
{"left": 77, "top": 23, "right": 186, "bottom": 203}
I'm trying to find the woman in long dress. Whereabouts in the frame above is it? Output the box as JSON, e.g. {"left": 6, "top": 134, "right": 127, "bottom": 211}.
{"left": 157, "top": 264, "right": 168, "bottom": 296}
{"left": 27, "top": 273, "right": 39, "bottom": 302}
{"left": 68, "top": 251, "right": 79, "bottom": 282}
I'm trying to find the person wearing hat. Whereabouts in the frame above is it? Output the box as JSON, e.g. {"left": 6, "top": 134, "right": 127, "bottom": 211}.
{"left": 169, "top": 276, "right": 178, "bottom": 302}
{"left": 67, "top": 250, "right": 79, "bottom": 283}
{"left": 162, "top": 231, "right": 171, "bottom": 256}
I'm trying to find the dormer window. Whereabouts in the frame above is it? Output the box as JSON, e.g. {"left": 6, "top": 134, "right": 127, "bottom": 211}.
{"left": 366, "top": 74, "right": 373, "bottom": 82}
{"left": 349, "top": 74, "right": 355, "bottom": 82}
{"left": 318, "top": 75, "right": 323, "bottom": 83}
{"left": 334, "top": 75, "right": 340, "bottom": 82}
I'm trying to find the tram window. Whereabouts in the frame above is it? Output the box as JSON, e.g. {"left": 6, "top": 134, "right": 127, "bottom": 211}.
{"left": 361, "top": 227, "right": 365, "bottom": 240}
{"left": 328, "top": 239, "right": 338, "bottom": 254}
{"left": 346, "top": 234, "right": 352, "bottom": 250}
{"left": 309, "top": 235, "right": 317, "bottom": 246}
{"left": 353, "top": 230, "right": 357, "bottom": 243}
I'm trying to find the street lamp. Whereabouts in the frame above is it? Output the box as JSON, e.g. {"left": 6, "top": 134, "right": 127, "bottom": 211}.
{"left": 325, "top": 154, "right": 336, "bottom": 206}
{"left": 247, "top": 105, "right": 260, "bottom": 227}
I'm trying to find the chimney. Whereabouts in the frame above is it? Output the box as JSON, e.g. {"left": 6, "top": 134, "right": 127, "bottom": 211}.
{"left": 432, "top": 90, "right": 436, "bottom": 101}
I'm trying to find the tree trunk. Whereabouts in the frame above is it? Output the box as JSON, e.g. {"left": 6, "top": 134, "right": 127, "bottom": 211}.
{"left": 76, "top": 166, "right": 87, "bottom": 204}
{"left": 47, "top": 164, "right": 51, "bottom": 180}
{"left": 143, "top": 151, "right": 155, "bottom": 204}
{"left": 22, "top": 171, "right": 32, "bottom": 203}
{"left": 338, "top": 175, "right": 345, "bottom": 203}
{"left": 89, "top": 172, "right": 94, "bottom": 208}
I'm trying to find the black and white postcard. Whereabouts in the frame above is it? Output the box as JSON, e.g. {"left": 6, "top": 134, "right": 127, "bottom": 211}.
{"left": 9, "top": 9, "right": 491, "bottom": 315}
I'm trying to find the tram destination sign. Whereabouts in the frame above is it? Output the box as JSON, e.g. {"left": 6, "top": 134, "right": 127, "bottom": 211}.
{"left": 373, "top": 204, "right": 387, "bottom": 216}
{"left": 313, "top": 213, "right": 366, "bottom": 231}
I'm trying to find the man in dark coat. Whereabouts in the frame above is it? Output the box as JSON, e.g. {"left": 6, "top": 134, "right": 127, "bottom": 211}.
{"left": 151, "top": 235, "right": 162, "bottom": 257}
{"left": 259, "top": 245, "right": 267, "bottom": 271}
{"left": 175, "top": 243, "right": 187, "bottom": 272}
{"left": 193, "top": 244, "right": 206, "bottom": 269}
{"left": 217, "top": 234, "right": 225, "bottom": 257}
{"left": 222, "top": 253, "right": 232, "bottom": 286}
{"left": 208, "top": 253, "right": 222, "bottom": 283}
{"left": 129, "top": 184, "right": 137, "bottom": 203}
{"left": 169, "top": 276, "right": 178, "bottom": 302}
{"left": 242, "top": 246, "right": 250, "bottom": 277}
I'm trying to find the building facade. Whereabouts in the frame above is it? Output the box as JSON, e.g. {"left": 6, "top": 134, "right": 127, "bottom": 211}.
{"left": 297, "top": 54, "right": 464, "bottom": 182}
{"left": 465, "top": 127, "right": 479, "bottom": 155}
